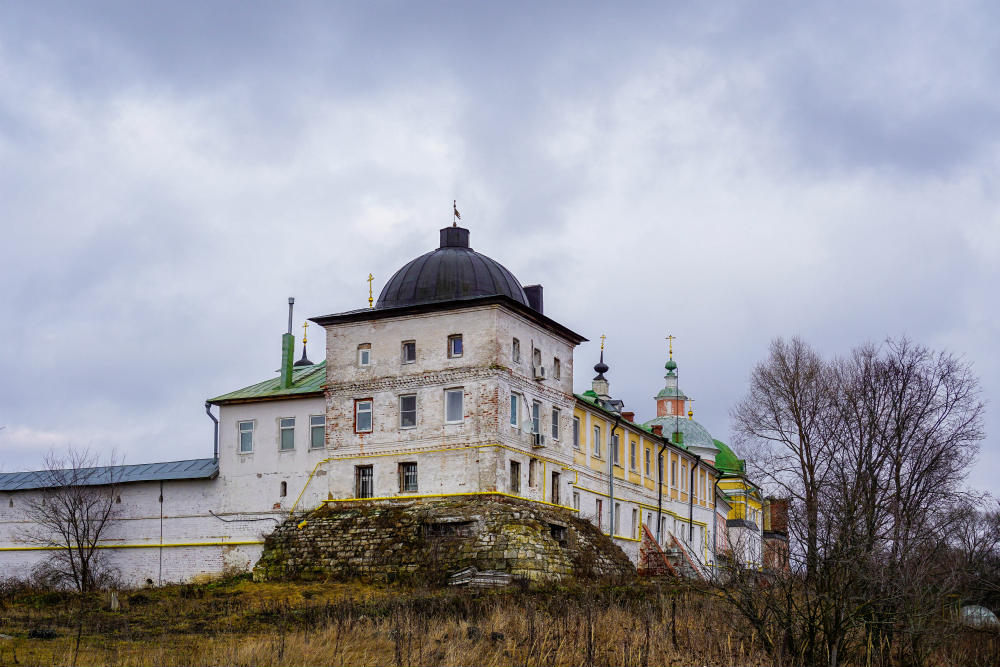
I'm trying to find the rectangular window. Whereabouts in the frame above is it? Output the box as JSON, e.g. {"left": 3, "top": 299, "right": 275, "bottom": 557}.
{"left": 572, "top": 491, "right": 580, "bottom": 510}
{"left": 630, "top": 440, "right": 637, "bottom": 470}
{"left": 358, "top": 343, "right": 371, "bottom": 367}
{"left": 612, "top": 433, "right": 620, "bottom": 465}
{"left": 528, "top": 458, "right": 538, "bottom": 487}
{"left": 510, "top": 392, "right": 520, "bottom": 427}
{"left": 593, "top": 425, "right": 601, "bottom": 457}
{"left": 399, "top": 394, "right": 417, "bottom": 428}
{"left": 355, "top": 399, "right": 373, "bottom": 433}
{"left": 510, "top": 460, "right": 521, "bottom": 494}
{"left": 573, "top": 417, "right": 581, "bottom": 450}
{"left": 445, "top": 388, "right": 464, "bottom": 423}
{"left": 551, "top": 407, "right": 560, "bottom": 440}
{"left": 512, "top": 338, "right": 520, "bottom": 363}
{"left": 355, "top": 465, "right": 373, "bottom": 498}
{"left": 551, "top": 471, "right": 560, "bottom": 505}
{"left": 401, "top": 340, "right": 416, "bottom": 364}
{"left": 447, "top": 334, "right": 463, "bottom": 358}
{"left": 531, "top": 401, "right": 541, "bottom": 434}
{"left": 532, "top": 347, "right": 542, "bottom": 368}
{"left": 238, "top": 420, "right": 254, "bottom": 453}
{"left": 596, "top": 499, "right": 603, "bottom": 529}
{"left": 553, "top": 358, "right": 561, "bottom": 380}
{"left": 644, "top": 448, "right": 651, "bottom": 476}
{"left": 310, "top": 415, "right": 325, "bottom": 449}
{"left": 399, "top": 462, "right": 418, "bottom": 492}
{"left": 671, "top": 460, "right": 677, "bottom": 488}
{"left": 682, "top": 462, "right": 688, "bottom": 491}
{"left": 632, "top": 508, "right": 639, "bottom": 539}
{"left": 279, "top": 417, "right": 295, "bottom": 450}
{"left": 614, "top": 503, "right": 621, "bottom": 534}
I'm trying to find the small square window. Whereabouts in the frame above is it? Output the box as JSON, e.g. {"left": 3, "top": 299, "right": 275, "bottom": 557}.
{"left": 279, "top": 417, "right": 295, "bottom": 450}
{"left": 355, "top": 399, "right": 373, "bottom": 433}
{"left": 399, "top": 462, "right": 418, "bottom": 492}
{"left": 238, "top": 420, "right": 254, "bottom": 453}
{"left": 551, "top": 407, "right": 560, "bottom": 440}
{"left": 447, "top": 334, "right": 463, "bottom": 358}
{"left": 512, "top": 338, "right": 520, "bottom": 363}
{"left": 401, "top": 341, "right": 416, "bottom": 364}
{"left": 510, "top": 392, "right": 520, "bottom": 427}
{"left": 310, "top": 415, "right": 325, "bottom": 449}
{"left": 358, "top": 343, "right": 371, "bottom": 367}
{"left": 445, "top": 388, "right": 464, "bottom": 423}
{"left": 399, "top": 394, "right": 417, "bottom": 428}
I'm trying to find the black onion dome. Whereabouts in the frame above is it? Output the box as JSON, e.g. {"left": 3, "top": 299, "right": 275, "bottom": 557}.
{"left": 375, "top": 226, "right": 529, "bottom": 309}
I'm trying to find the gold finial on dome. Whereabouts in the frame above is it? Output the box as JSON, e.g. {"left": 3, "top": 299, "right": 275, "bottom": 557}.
{"left": 600, "top": 334, "right": 606, "bottom": 351}
{"left": 301, "top": 320, "right": 308, "bottom": 344}
{"left": 367, "top": 273, "right": 374, "bottom": 308}
{"left": 666, "top": 334, "right": 676, "bottom": 360}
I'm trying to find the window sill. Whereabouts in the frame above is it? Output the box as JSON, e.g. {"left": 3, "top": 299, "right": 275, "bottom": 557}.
{"left": 278, "top": 448, "right": 295, "bottom": 453}
{"left": 399, "top": 425, "right": 417, "bottom": 430}
{"left": 444, "top": 421, "right": 465, "bottom": 426}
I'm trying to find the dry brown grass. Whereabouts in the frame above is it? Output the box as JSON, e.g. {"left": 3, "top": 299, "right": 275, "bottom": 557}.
{"left": 1, "top": 575, "right": 997, "bottom": 666}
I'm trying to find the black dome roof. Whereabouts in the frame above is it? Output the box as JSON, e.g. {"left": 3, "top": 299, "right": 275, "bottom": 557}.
{"left": 375, "top": 226, "right": 529, "bottom": 309}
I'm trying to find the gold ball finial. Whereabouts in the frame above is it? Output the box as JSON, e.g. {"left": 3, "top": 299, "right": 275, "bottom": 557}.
{"left": 600, "top": 334, "right": 606, "bottom": 351}
{"left": 301, "top": 321, "right": 309, "bottom": 344}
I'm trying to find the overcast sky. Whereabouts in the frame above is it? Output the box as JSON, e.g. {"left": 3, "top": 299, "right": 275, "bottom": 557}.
{"left": 1, "top": 1, "right": 997, "bottom": 494}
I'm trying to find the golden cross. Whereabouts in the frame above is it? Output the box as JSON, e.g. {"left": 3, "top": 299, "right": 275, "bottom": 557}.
{"left": 666, "top": 334, "right": 676, "bottom": 359}
{"left": 367, "top": 273, "right": 374, "bottom": 308}
{"left": 301, "top": 321, "right": 308, "bottom": 344}
{"left": 600, "top": 334, "right": 606, "bottom": 351}
{"left": 688, "top": 398, "right": 695, "bottom": 420}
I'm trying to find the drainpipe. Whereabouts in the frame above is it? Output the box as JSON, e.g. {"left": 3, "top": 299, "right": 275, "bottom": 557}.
{"left": 689, "top": 454, "right": 701, "bottom": 543}
{"left": 608, "top": 415, "right": 621, "bottom": 537}
{"left": 205, "top": 402, "right": 219, "bottom": 461}
{"left": 655, "top": 441, "right": 667, "bottom": 543}
{"left": 712, "top": 473, "right": 721, "bottom": 572}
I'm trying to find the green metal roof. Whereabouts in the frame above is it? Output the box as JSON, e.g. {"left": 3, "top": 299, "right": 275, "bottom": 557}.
{"left": 713, "top": 439, "right": 746, "bottom": 474}
{"left": 208, "top": 361, "right": 326, "bottom": 404}
{"left": 574, "top": 393, "right": 658, "bottom": 436}
{"left": 654, "top": 386, "right": 688, "bottom": 400}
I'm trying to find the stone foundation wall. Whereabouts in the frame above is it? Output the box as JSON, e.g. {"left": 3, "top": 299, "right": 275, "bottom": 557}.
{"left": 253, "top": 495, "right": 635, "bottom": 583}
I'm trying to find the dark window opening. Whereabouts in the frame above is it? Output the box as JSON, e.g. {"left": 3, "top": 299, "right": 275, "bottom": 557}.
{"left": 549, "top": 523, "right": 568, "bottom": 545}
{"left": 355, "top": 465, "right": 374, "bottom": 498}
{"left": 280, "top": 481, "right": 287, "bottom": 497}
{"left": 510, "top": 460, "right": 521, "bottom": 494}
{"left": 424, "top": 520, "right": 475, "bottom": 538}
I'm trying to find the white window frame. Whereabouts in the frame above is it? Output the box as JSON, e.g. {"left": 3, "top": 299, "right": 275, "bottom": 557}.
{"left": 355, "top": 398, "right": 373, "bottom": 433}
{"left": 358, "top": 343, "right": 371, "bottom": 367}
{"left": 447, "top": 334, "right": 463, "bottom": 358}
{"left": 510, "top": 392, "right": 520, "bottom": 427}
{"left": 553, "top": 358, "right": 561, "bottom": 380}
{"left": 593, "top": 425, "right": 601, "bottom": 458}
{"left": 279, "top": 417, "right": 295, "bottom": 451}
{"left": 445, "top": 388, "right": 464, "bottom": 423}
{"left": 629, "top": 440, "right": 637, "bottom": 471}
{"left": 238, "top": 420, "right": 254, "bottom": 453}
{"left": 612, "top": 433, "right": 620, "bottom": 466}
{"left": 309, "top": 415, "right": 325, "bottom": 449}
{"left": 551, "top": 407, "right": 560, "bottom": 440}
{"left": 401, "top": 340, "right": 416, "bottom": 365}
{"left": 645, "top": 447, "right": 651, "bottom": 476}
{"left": 399, "top": 393, "right": 417, "bottom": 429}
{"left": 512, "top": 338, "right": 520, "bottom": 363}
{"left": 573, "top": 416, "right": 581, "bottom": 450}
{"left": 531, "top": 400, "right": 541, "bottom": 435}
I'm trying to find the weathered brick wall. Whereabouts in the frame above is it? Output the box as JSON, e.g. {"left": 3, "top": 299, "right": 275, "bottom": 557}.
{"left": 253, "top": 495, "right": 635, "bottom": 583}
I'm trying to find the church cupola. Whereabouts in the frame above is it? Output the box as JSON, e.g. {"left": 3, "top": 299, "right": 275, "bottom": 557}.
{"left": 592, "top": 335, "right": 610, "bottom": 400}
{"left": 655, "top": 336, "right": 688, "bottom": 418}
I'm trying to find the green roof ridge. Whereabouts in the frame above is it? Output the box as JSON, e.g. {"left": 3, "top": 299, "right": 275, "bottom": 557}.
{"left": 208, "top": 360, "right": 326, "bottom": 404}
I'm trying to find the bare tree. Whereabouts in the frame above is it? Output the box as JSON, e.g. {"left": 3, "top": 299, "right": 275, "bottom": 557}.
{"left": 720, "top": 336, "right": 985, "bottom": 667}
{"left": 21, "top": 447, "right": 122, "bottom": 592}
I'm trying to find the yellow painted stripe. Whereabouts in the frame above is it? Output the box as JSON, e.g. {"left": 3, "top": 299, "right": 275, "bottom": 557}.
{"left": 323, "top": 490, "right": 578, "bottom": 513}
{"left": 0, "top": 540, "right": 265, "bottom": 552}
